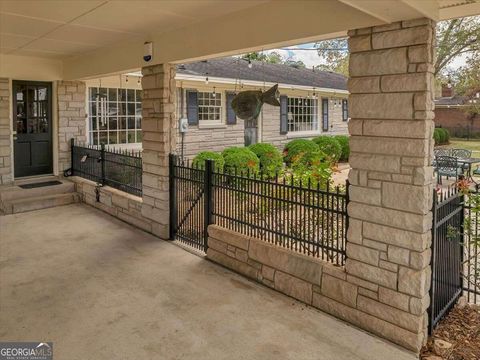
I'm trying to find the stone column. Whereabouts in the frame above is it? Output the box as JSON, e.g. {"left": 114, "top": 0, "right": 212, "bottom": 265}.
{"left": 140, "top": 64, "right": 176, "bottom": 238}
{"left": 0, "top": 78, "right": 12, "bottom": 185}
{"left": 57, "top": 81, "right": 87, "bottom": 173}
{"left": 346, "top": 19, "right": 435, "bottom": 351}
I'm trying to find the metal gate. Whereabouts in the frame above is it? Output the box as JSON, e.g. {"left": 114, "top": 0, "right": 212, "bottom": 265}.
{"left": 429, "top": 188, "right": 464, "bottom": 333}
{"left": 169, "top": 154, "right": 211, "bottom": 252}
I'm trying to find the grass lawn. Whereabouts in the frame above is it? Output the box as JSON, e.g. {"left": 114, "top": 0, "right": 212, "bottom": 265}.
{"left": 442, "top": 138, "right": 480, "bottom": 156}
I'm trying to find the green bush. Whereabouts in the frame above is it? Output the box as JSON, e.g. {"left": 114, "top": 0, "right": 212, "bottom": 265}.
{"left": 248, "top": 143, "right": 283, "bottom": 178}
{"left": 192, "top": 151, "right": 224, "bottom": 171}
{"left": 283, "top": 139, "right": 319, "bottom": 165}
{"left": 334, "top": 135, "right": 350, "bottom": 162}
{"left": 222, "top": 147, "right": 260, "bottom": 174}
{"left": 312, "top": 136, "right": 342, "bottom": 163}
{"left": 434, "top": 128, "right": 451, "bottom": 145}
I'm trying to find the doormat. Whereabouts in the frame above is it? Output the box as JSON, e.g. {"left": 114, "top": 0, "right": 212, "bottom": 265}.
{"left": 19, "top": 180, "right": 63, "bottom": 189}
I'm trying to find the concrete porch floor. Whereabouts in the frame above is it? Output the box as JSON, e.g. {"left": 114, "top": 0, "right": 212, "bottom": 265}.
{"left": 0, "top": 204, "right": 416, "bottom": 360}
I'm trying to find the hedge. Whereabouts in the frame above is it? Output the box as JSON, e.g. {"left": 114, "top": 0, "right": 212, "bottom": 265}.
{"left": 222, "top": 147, "right": 260, "bottom": 174}
{"left": 248, "top": 143, "right": 283, "bottom": 178}
{"left": 192, "top": 151, "right": 224, "bottom": 171}
{"left": 434, "top": 128, "right": 450, "bottom": 145}
{"left": 312, "top": 136, "right": 342, "bottom": 163}
{"left": 283, "top": 139, "right": 319, "bottom": 165}
{"left": 334, "top": 135, "right": 350, "bottom": 162}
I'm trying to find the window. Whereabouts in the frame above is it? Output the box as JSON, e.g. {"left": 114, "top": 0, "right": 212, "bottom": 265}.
{"left": 342, "top": 99, "right": 348, "bottom": 121}
{"left": 198, "top": 91, "right": 222, "bottom": 123}
{"left": 88, "top": 87, "right": 142, "bottom": 145}
{"left": 287, "top": 97, "right": 318, "bottom": 132}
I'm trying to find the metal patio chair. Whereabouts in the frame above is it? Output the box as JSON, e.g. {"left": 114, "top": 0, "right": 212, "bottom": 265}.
{"left": 435, "top": 155, "right": 463, "bottom": 184}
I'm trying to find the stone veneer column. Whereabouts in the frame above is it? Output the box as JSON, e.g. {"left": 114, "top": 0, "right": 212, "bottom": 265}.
{"left": 346, "top": 18, "right": 435, "bottom": 350}
{"left": 57, "top": 81, "right": 87, "bottom": 173}
{"left": 140, "top": 64, "right": 176, "bottom": 238}
{"left": 0, "top": 78, "right": 12, "bottom": 185}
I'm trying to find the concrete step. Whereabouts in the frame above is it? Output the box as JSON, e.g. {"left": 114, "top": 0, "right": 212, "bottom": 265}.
{"left": 0, "top": 180, "right": 75, "bottom": 202}
{"left": 3, "top": 193, "right": 80, "bottom": 214}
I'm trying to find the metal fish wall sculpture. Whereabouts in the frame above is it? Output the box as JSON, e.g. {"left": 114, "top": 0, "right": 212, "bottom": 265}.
{"left": 231, "top": 84, "right": 280, "bottom": 121}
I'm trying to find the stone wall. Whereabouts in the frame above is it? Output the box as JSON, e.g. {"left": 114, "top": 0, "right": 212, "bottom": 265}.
{"left": 207, "top": 225, "right": 423, "bottom": 352}
{"left": 71, "top": 176, "right": 154, "bottom": 233}
{"left": 57, "top": 81, "right": 87, "bottom": 173}
{"left": 0, "top": 78, "right": 12, "bottom": 185}
{"left": 141, "top": 64, "right": 177, "bottom": 239}
{"left": 346, "top": 18, "right": 435, "bottom": 351}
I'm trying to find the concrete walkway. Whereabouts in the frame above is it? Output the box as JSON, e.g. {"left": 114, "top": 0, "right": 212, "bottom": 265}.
{"left": 0, "top": 204, "right": 416, "bottom": 360}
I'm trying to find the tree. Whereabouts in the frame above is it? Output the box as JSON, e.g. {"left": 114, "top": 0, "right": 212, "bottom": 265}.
{"left": 436, "top": 17, "right": 480, "bottom": 76}
{"left": 314, "top": 38, "right": 349, "bottom": 76}
{"left": 314, "top": 16, "right": 480, "bottom": 77}
{"left": 242, "top": 51, "right": 305, "bottom": 68}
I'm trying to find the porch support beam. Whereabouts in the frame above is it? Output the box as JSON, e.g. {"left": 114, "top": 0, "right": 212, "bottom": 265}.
{"left": 140, "top": 63, "right": 177, "bottom": 238}
{"left": 317, "top": 18, "right": 436, "bottom": 352}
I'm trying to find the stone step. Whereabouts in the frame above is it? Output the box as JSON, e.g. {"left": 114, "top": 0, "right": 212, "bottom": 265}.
{"left": 3, "top": 193, "right": 80, "bottom": 214}
{"left": 0, "top": 180, "right": 75, "bottom": 202}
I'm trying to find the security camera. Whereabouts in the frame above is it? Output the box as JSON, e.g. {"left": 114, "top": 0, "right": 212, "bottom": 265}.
{"left": 144, "top": 42, "right": 153, "bottom": 62}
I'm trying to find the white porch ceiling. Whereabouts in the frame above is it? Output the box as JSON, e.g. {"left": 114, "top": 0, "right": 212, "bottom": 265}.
{"left": 0, "top": 0, "right": 266, "bottom": 58}
{"left": 0, "top": 0, "right": 479, "bottom": 80}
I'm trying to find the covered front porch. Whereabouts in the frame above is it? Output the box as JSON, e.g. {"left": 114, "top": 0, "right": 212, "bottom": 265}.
{"left": 0, "top": 203, "right": 415, "bottom": 360}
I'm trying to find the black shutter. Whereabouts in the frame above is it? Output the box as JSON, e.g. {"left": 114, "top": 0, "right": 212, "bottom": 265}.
{"left": 226, "top": 92, "right": 237, "bottom": 125}
{"left": 342, "top": 99, "right": 348, "bottom": 121}
{"left": 186, "top": 90, "right": 198, "bottom": 125}
{"left": 280, "top": 95, "right": 288, "bottom": 134}
{"left": 322, "top": 98, "right": 329, "bottom": 131}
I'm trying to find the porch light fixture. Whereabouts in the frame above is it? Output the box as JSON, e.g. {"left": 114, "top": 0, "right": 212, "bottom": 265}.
{"left": 248, "top": 59, "right": 252, "bottom": 69}
{"left": 212, "top": 87, "right": 216, "bottom": 98}
{"left": 125, "top": 75, "right": 129, "bottom": 83}
{"left": 205, "top": 73, "right": 209, "bottom": 85}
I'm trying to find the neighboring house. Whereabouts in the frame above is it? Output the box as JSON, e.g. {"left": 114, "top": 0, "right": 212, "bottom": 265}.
{"left": 84, "top": 57, "right": 349, "bottom": 157}
{"left": 434, "top": 85, "right": 480, "bottom": 138}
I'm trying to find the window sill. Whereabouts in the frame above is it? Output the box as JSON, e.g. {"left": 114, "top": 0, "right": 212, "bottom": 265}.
{"left": 286, "top": 131, "right": 320, "bottom": 139}
{"left": 198, "top": 123, "right": 228, "bottom": 130}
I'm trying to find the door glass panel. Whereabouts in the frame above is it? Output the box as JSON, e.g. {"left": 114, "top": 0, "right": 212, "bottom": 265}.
{"left": 39, "top": 118, "right": 48, "bottom": 133}
{"left": 28, "top": 118, "right": 38, "bottom": 133}
{"left": 16, "top": 102, "right": 25, "bottom": 118}
{"left": 16, "top": 119, "right": 27, "bottom": 134}
{"left": 37, "top": 87, "right": 47, "bottom": 101}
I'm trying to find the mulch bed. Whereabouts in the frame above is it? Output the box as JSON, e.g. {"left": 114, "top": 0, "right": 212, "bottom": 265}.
{"left": 421, "top": 303, "right": 480, "bottom": 359}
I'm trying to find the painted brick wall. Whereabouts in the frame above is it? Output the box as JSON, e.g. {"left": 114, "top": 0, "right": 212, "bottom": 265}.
{"left": 57, "top": 81, "right": 87, "bottom": 174}
{"left": 0, "top": 78, "right": 12, "bottom": 185}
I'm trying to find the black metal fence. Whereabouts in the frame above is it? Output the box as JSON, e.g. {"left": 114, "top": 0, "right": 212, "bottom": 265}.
{"left": 169, "top": 154, "right": 348, "bottom": 265}
{"left": 429, "top": 187, "right": 464, "bottom": 333}
{"left": 70, "top": 138, "right": 142, "bottom": 197}
{"left": 464, "top": 191, "right": 480, "bottom": 304}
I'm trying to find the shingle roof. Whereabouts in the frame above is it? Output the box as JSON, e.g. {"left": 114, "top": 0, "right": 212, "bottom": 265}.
{"left": 434, "top": 96, "right": 467, "bottom": 106}
{"left": 176, "top": 57, "right": 347, "bottom": 91}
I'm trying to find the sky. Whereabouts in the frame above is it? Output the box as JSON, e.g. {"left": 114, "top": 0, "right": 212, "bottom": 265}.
{"left": 265, "top": 42, "right": 468, "bottom": 70}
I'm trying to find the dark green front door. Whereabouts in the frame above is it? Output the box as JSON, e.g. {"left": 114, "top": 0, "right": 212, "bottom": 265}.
{"left": 13, "top": 81, "right": 53, "bottom": 178}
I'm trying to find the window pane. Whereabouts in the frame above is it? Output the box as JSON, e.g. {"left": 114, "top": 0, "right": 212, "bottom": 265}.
{"left": 119, "top": 89, "right": 127, "bottom": 102}
{"left": 136, "top": 90, "right": 142, "bottom": 101}
{"left": 119, "top": 130, "right": 127, "bottom": 144}
{"left": 127, "top": 103, "right": 135, "bottom": 115}
{"left": 119, "top": 117, "right": 126, "bottom": 129}
{"left": 136, "top": 130, "right": 142, "bottom": 143}
{"left": 135, "top": 117, "right": 141, "bottom": 129}
{"left": 91, "top": 116, "right": 97, "bottom": 130}
{"left": 128, "top": 131, "right": 136, "bottom": 143}
{"left": 90, "top": 87, "right": 98, "bottom": 101}
{"left": 108, "top": 117, "right": 118, "bottom": 130}
{"left": 99, "top": 131, "right": 108, "bottom": 145}
{"left": 108, "top": 88, "right": 117, "bottom": 102}
{"left": 109, "top": 131, "right": 118, "bottom": 144}
{"left": 127, "top": 89, "right": 135, "bottom": 102}
{"left": 99, "top": 87, "right": 107, "bottom": 98}
{"left": 127, "top": 117, "right": 135, "bottom": 129}
{"left": 90, "top": 102, "right": 97, "bottom": 116}
{"left": 39, "top": 118, "right": 48, "bottom": 133}
{"left": 108, "top": 102, "right": 118, "bottom": 116}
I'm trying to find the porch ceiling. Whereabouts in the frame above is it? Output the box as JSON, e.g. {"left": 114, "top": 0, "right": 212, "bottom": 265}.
{"left": 0, "top": 0, "right": 479, "bottom": 80}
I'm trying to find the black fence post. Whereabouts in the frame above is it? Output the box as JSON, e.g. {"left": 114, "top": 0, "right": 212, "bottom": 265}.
{"left": 169, "top": 154, "right": 176, "bottom": 240}
{"left": 70, "top": 138, "right": 75, "bottom": 176}
{"left": 344, "top": 179, "right": 350, "bottom": 264}
{"left": 204, "top": 159, "right": 214, "bottom": 252}
{"left": 100, "top": 143, "right": 106, "bottom": 186}
{"left": 428, "top": 189, "right": 438, "bottom": 335}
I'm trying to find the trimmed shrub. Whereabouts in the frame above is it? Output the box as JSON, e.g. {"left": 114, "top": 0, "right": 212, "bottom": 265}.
{"left": 334, "top": 135, "right": 350, "bottom": 162}
{"left": 222, "top": 147, "right": 260, "bottom": 174}
{"left": 434, "top": 128, "right": 451, "bottom": 145}
{"left": 313, "top": 136, "right": 342, "bottom": 163}
{"left": 283, "top": 139, "right": 319, "bottom": 165}
{"left": 248, "top": 143, "right": 283, "bottom": 178}
{"left": 192, "top": 151, "right": 224, "bottom": 171}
